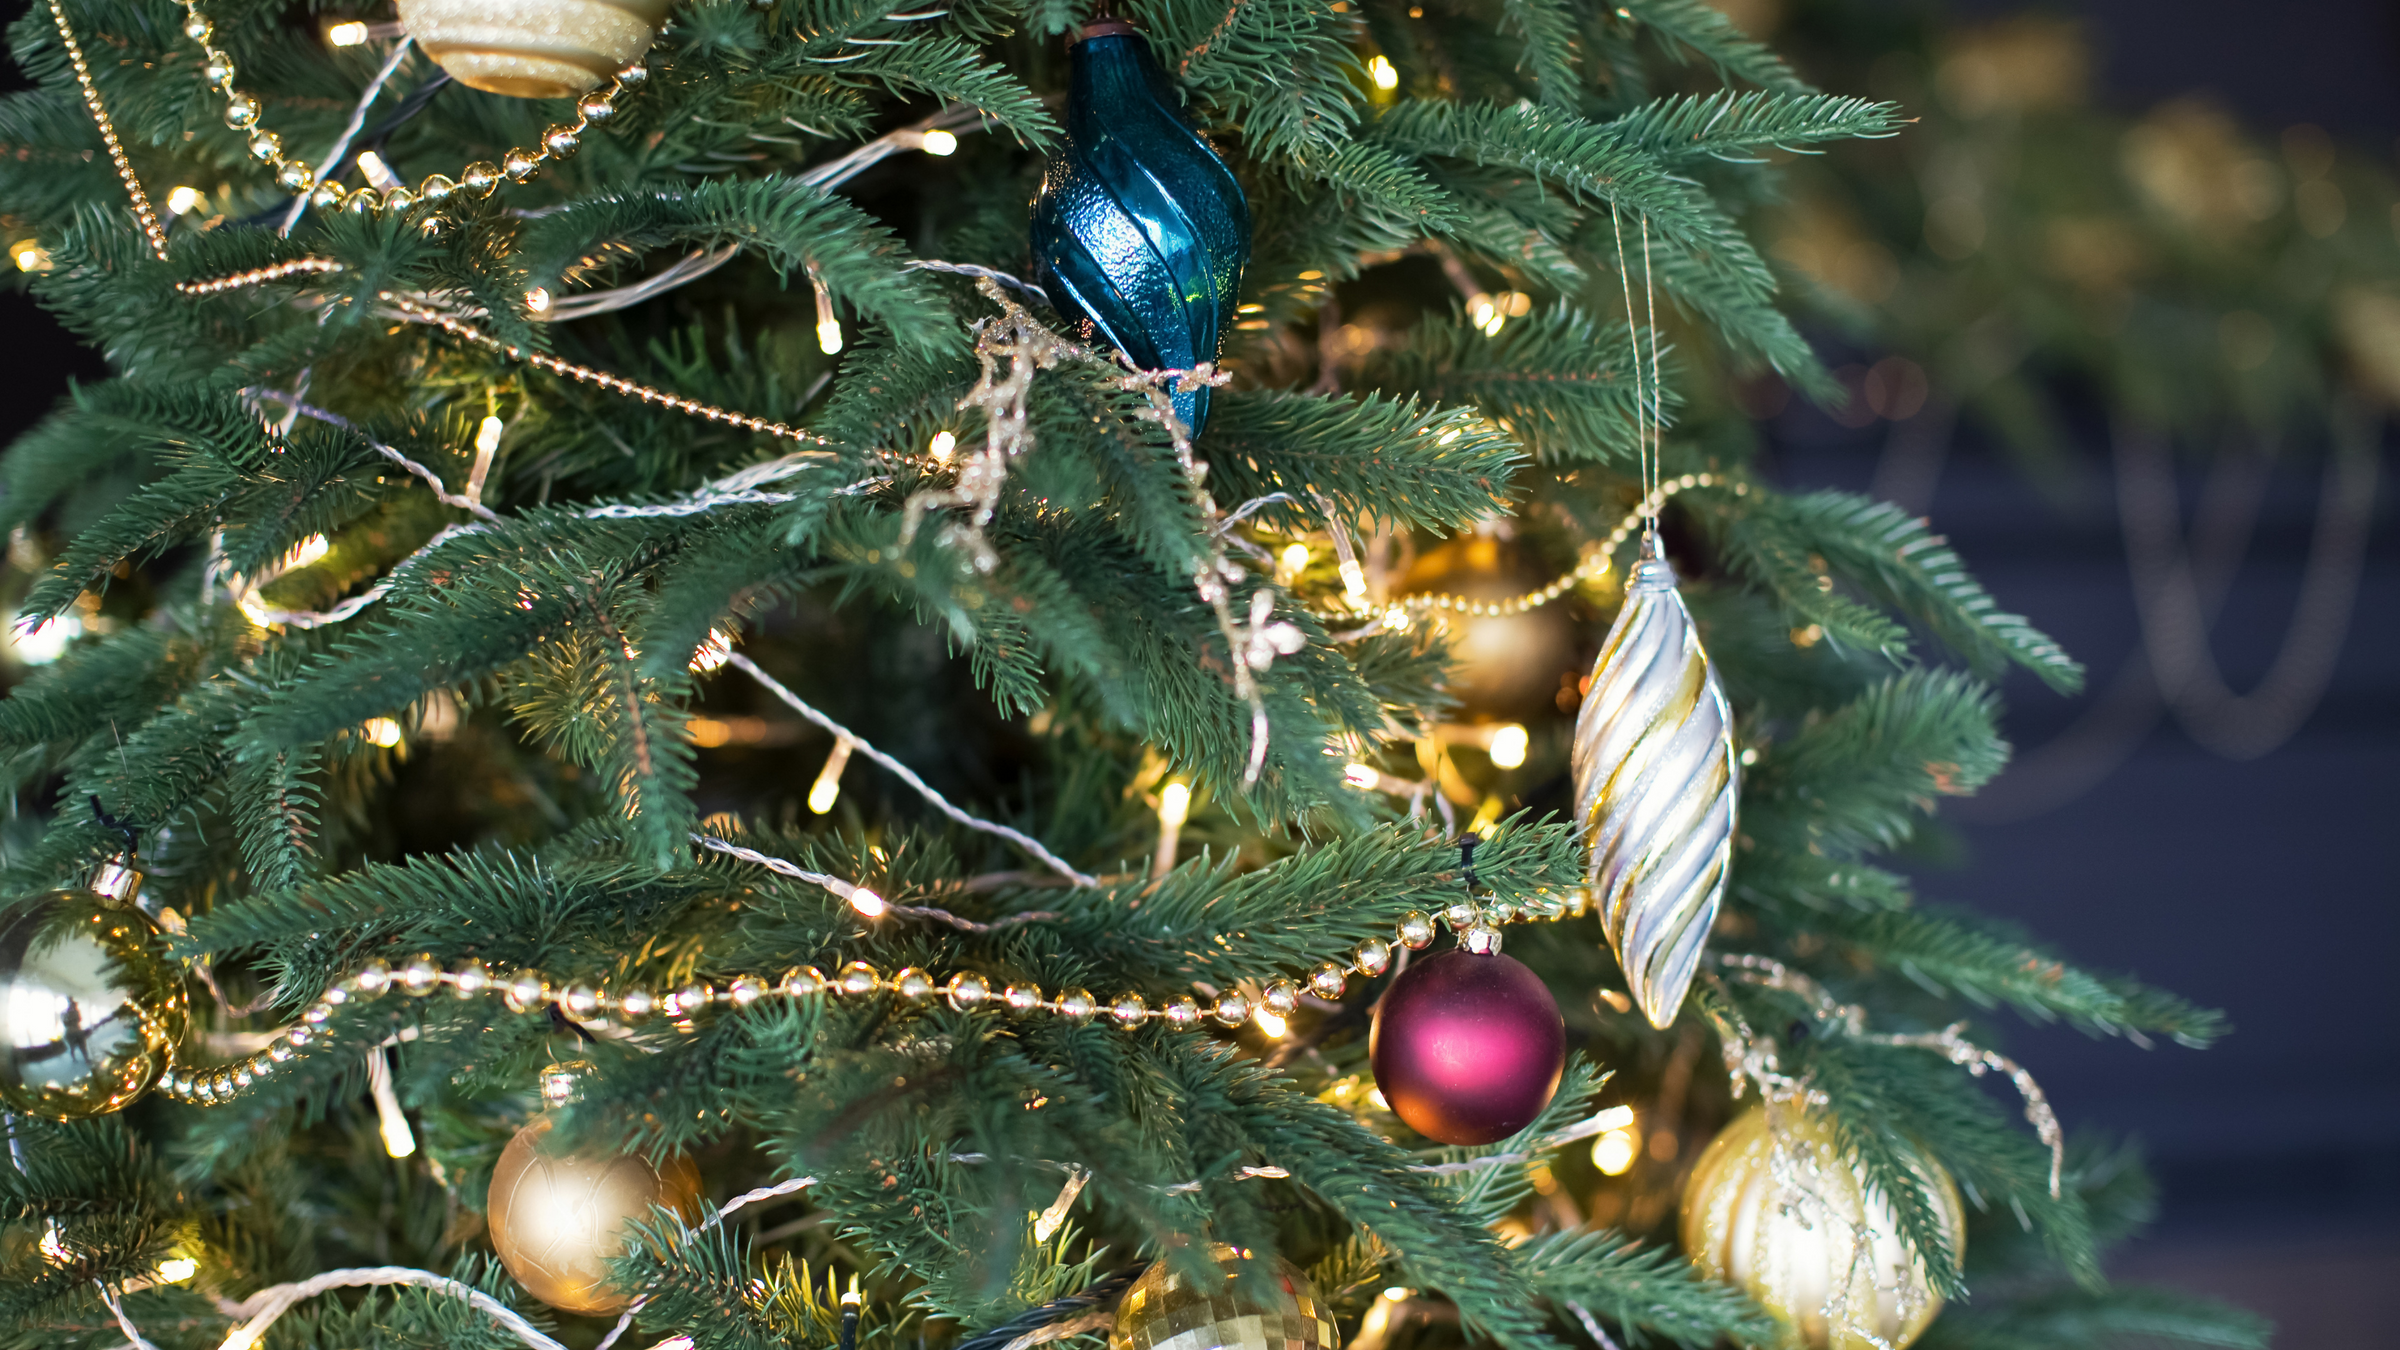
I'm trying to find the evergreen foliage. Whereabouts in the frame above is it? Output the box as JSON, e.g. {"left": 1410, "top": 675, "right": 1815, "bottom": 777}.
{"left": 0, "top": 0, "right": 2263, "bottom": 1348}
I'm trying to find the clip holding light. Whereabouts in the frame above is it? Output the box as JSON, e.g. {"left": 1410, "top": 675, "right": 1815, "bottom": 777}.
{"left": 367, "top": 1047, "right": 416, "bottom": 1158}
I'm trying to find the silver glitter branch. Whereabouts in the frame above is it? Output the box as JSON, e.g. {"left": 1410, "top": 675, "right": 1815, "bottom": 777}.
{"left": 1714, "top": 952, "right": 2065, "bottom": 1198}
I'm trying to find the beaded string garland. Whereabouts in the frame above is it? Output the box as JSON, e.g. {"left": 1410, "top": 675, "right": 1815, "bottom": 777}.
{"left": 156, "top": 841, "right": 1597, "bottom": 1109}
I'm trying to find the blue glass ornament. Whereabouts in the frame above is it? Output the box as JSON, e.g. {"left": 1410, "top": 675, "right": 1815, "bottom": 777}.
{"left": 1031, "top": 20, "right": 1250, "bottom": 437}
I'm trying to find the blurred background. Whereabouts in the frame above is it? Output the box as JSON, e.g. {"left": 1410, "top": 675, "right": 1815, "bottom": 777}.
{"left": 3, "top": 0, "right": 2393, "bottom": 1344}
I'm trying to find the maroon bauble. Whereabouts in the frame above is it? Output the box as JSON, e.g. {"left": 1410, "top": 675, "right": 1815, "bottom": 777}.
{"left": 1368, "top": 948, "right": 1565, "bottom": 1145}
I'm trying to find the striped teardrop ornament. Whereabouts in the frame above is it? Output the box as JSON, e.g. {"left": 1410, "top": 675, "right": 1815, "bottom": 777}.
{"left": 398, "top": 0, "right": 671, "bottom": 98}
{"left": 1571, "top": 536, "right": 1738, "bottom": 1028}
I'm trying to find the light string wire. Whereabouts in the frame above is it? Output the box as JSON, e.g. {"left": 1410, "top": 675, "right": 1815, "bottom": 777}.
{"left": 278, "top": 36, "right": 413, "bottom": 235}
{"left": 724, "top": 651, "right": 1099, "bottom": 888}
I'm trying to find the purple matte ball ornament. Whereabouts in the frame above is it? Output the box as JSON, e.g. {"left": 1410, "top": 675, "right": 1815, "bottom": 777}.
{"left": 1368, "top": 947, "right": 1566, "bottom": 1145}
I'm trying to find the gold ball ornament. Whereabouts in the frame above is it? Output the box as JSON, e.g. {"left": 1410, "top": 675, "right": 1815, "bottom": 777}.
{"left": 1110, "top": 1245, "right": 1337, "bottom": 1350}
{"left": 487, "top": 1117, "right": 701, "bottom": 1314}
{"left": 0, "top": 866, "right": 188, "bottom": 1120}
{"left": 396, "top": 0, "right": 671, "bottom": 98}
{"left": 1679, "top": 1104, "right": 1966, "bottom": 1350}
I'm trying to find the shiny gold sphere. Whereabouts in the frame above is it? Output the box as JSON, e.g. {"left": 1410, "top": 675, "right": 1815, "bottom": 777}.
{"left": 397, "top": 0, "right": 671, "bottom": 98}
{"left": 1110, "top": 1244, "right": 1337, "bottom": 1350}
{"left": 0, "top": 887, "right": 187, "bottom": 1120}
{"left": 1680, "top": 1104, "right": 1964, "bottom": 1350}
{"left": 487, "top": 1117, "right": 701, "bottom": 1314}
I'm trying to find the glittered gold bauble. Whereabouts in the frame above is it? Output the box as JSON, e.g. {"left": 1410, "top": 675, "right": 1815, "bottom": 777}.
{"left": 0, "top": 868, "right": 187, "bottom": 1120}
{"left": 487, "top": 1117, "right": 701, "bottom": 1314}
{"left": 1680, "top": 1104, "right": 1965, "bottom": 1350}
{"left": 1110, "top": 1244, "right": 1337, "bottom": 1350}
{"left": 397, "top": 0, "right": 672, "bottom": 98}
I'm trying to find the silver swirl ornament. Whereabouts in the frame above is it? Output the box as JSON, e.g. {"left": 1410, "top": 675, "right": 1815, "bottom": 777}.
{"left": 1571, "top": 537, "right": 1738, "bottom": 1028}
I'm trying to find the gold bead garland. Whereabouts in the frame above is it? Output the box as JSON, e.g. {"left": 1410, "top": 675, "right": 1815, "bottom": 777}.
{"left": 1385, "top": 473, "right": 1749, "bottom": 621}
{"left": 158, "top": 884, "right": 1601, "bottom": 1108}
{"left": 61, "top": 0, "right": 648, "bottom": 226}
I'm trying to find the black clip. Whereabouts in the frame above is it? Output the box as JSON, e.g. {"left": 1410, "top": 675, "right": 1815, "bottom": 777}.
{"left": 90, "top": 795, "right": 141, "bottom": 859}
{"left": 1458, "top": 831, "right": 1482, "bottom": 894}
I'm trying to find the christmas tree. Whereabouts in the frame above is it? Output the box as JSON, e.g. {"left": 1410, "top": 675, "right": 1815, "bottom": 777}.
{"left": 0, "top": 0, "right": 2277, "bottom": 1347}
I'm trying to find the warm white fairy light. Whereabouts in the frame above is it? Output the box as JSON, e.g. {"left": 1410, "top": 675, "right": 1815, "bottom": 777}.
{"left": 361, "top": 717, "right": 403, "bottom": 748}
{"left": 368, "top": 1048, "right": 416, "bottom": 1157}
{"left": 1367, "top": 55, "right": 1399, "bottom": 90}
{"left": 1592, "top": 1126, "right": 1639, "bottom": 1175}
{"left": 166, "top": 185, "right": 205, "bottom": 216}
{"left": 286, "top": 533, "right": 332, "bottom": 570}
{"left": 1381, "top": 1287, "right": 1409, "bottom": 1302}
{"left": 354, "top": 150, "right": 400, "bottom": 191}
{"left": 1488, "top": 722, "right": 1529, "bottom": 769}
{"left": 928, "top": 429, "right": 957, "bottom": 465}
{"left": 1338, "top": 557, "right": 1368, "bottom": 602}
{"left": 1278, "top": 542, "right": 1309, "bottom": 583}
{"left": 1157, "top": 780, "right": 1190, "bottom": 829}
{"left": 811, "top": 268, "right": 843, "bottom": 354}
{"left": 920, "top": 129, "right": 958, "bottom": 156}
{"left": 808, "top": 737, "right": 854, "bottom": 814}
{"left": 12, "top": 240, "right": 51, "bottom": 271}
{"left": 10, "top": 613, "right": 81, "bottom": 664}
{"left": 326, "top": 20, "right": 370, "bottom": 45}
{"left": 522, "top": 287, "right": 551, "bottom": 315}
{"left": 157, "top": 1256, "right": 199, "bottom": 1283}
{"left": 1342, "top": 762, "right": 1381, "bottom": 790}
{"left": 1254, "top": 1007, "right": 1288, "bottom": 1038}
{"left": 689, "top": 627, "right": 734, "bottom": 673}
{"left": 846, "top": 885, "right": 886, "bottom": 918}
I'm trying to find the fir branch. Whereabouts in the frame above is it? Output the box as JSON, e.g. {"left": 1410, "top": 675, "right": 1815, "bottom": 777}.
{"left": 1615, "top": 0, "right": 1816, "bottom": 95}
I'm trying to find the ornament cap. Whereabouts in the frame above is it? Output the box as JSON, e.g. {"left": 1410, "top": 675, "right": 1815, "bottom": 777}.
{"left": 89, "top": 856, "right": 142, "bottom": 904}
{"left": 1073, "top": 16, "right": 1139, "bottom": 41}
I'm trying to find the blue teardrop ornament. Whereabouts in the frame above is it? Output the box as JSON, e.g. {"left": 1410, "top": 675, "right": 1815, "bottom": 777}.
{"left": 1031, "top": 20, "right": 1250, "bottom": 437}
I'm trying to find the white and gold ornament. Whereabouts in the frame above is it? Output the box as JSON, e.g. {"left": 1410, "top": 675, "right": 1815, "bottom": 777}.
{"left": 1680, "top": 1103, "right": 1964, "bottom": 1350}
{"left": 1570, "top": 533, "right": 1738, "bottom": 1028}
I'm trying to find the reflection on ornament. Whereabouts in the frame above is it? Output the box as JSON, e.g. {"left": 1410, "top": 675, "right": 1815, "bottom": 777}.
{"left": 1368, "top": 947, "right": 1564, "bottom": 1145}
{"left": 487, "top": 1116, "right": 701, "bottom": 1314}
{"left": 1109, "top": 1244, "right": 1337, "bottom": 1350}
{"left": 0, "top": 867, "right": 187, "bottom": 1120}
{"left": 1571, "top": 537, "right": 1737, "bottom": 1028}
{"left": 1680, "top": 1104, "right": 1963, "bottom": 1350}
{"left": 1402, "top": 538, "right": 1577, "bottom": 721}
{"left": 1030, "top": 20, "right": 1250, "bottom": 437}
{"left": 397, "top": 0, "right": 671, "bottom": 98}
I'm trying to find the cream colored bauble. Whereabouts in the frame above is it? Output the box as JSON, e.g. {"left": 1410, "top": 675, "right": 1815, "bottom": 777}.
{"left": 1679, "top": 1103, "right": 1965, "bottom": 1350}
{"left": 486, "top": 1117, "right": 701, "bottom": 1314}
{"left": 397, "top": 0, "right": 672, "bottom": 98}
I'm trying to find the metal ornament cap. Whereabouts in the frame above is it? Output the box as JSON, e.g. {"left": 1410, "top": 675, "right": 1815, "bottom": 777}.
{"left": 1571, "top": 536, "right": 1739, "bottom": 1029}
{"left": 1029, "top": 20, "right": 1250, "bottom": 438}
{"left": 1367, "top": 947, "right": 1564, "bottom": 1146}
{"left": 0, "top": 882, "right": 188, "bottom": 1119}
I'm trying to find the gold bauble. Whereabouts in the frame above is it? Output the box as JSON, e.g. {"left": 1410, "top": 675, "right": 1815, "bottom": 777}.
{"left": 1402, "top": 537, "right": 1576, "bottom": 720}
{"left": 397, "top": 0, "right": 672, "bottom": 98}
{"left": 1679, "top": 1104, "right": 1964, "bottom": 1350}
{"left": 1110, "top": 1244, "right": 1338, "bottom": 1350}
{"left": 0, "top": 875, "right": 187, "bottom": 1121}
{"left": 487, "top": 1117, "right": 701, "bottom": 1314}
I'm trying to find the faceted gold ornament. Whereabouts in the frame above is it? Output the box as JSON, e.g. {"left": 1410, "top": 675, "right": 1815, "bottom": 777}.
{"left": 487, "top": 1116, "right": 701, "bottom": 1314}
{"left": 0, "top": 867, "right": 188, "bottom": 1120}
{"left": 1110, "top": 1245, "right": 1337, "bottom": 1350}
{"left": 397, "top": 0, "right": 671, "bottom": 98}
{"left": 1680, "top": 1104, "right": 1964, "bottom": 1350}
{"left": 1570, "top": 536, "right": 1738, "bottom": 1028}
